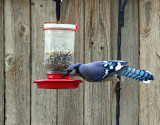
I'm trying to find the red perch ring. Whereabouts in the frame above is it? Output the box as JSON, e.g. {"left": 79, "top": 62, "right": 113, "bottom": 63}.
{"left": 33, "top": 73, "right": 82, "bottom": 89}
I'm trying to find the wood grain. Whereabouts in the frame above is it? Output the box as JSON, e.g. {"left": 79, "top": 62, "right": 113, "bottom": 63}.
{"left": 57, "top": 0, "right": 84, "bottom": 125}
{"left": 4, "top": 0, "right": 31, "bottom": 124}
{"left": 111, "top": 0, "right": 139, "bottom": 125}
{"left": 1, "top": 1, "right": 159, "bottom": 124}
{"left": 0, "top": 0, "right": 4, "bottom": 124}
{"left": 139, "top": 0, "right": 160, "bottom": 125}
{"left": 84, "top": 0, "right": 112, "bottom": 125}
{"left": 31, "top": 0, "right": 57, "bottom": 125}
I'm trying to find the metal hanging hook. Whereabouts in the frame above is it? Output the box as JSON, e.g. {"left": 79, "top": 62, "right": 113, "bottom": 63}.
{"left": 53, "top": 0, "right": 63, "bottom": 21}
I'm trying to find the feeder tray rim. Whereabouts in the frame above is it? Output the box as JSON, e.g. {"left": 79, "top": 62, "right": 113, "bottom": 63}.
{"left": 33, "top": 79, "right": 82, "bottom": 83}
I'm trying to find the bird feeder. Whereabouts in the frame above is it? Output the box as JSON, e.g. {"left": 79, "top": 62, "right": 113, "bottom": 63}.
{"left": 33, "top": 20, "right": 82, "bottom": 89}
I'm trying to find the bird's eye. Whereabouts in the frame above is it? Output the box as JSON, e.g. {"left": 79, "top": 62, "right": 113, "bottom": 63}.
{"left": 67, "top": 69, "right": 73, "bottom": 73}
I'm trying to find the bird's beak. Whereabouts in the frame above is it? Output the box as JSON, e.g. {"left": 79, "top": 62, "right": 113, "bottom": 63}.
{"left": 62, "top": 71, "right": 69, "bottom": 78}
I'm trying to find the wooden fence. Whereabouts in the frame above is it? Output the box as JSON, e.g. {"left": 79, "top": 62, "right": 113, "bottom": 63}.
{"left": 0, "top": 0, "right": 159, "bottom": 125}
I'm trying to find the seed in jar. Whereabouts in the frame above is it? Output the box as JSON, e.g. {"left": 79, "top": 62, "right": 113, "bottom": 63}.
{"left": 45, "top": 51, "right": 73, "bottom": 72}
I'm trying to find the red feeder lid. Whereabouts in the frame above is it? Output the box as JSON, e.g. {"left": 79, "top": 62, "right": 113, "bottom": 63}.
{"left": 33, "top": 73, "right": 82, "bottom": 89}
{"left": 41, "top": 20, "right": 77, "bottom": 31}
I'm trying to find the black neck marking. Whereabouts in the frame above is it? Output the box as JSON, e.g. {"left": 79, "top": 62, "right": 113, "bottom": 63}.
{"left": 76, "top": 66, "right": 85, "bottom": 79}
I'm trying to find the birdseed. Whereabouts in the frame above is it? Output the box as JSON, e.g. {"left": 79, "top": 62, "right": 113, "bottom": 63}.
{"left": 45, "top": 51, "right": 73, "bottom": 73}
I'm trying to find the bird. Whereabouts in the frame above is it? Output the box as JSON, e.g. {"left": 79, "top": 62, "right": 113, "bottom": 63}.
{"left": 62, "top": 60, "right": 154, "bottom": 83}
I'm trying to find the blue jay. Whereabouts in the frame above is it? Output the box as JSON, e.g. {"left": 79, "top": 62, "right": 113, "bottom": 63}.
{"left": 62, "top": 60, "right": 154, "bottom": 83}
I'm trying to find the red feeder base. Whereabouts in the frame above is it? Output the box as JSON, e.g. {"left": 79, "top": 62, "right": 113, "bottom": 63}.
{"left": 33, "top": 73, "right": 82, "bottom": 89}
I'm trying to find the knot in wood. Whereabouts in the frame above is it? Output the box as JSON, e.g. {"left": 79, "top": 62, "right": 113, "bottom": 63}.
{"left": 19, "top": 24, "right": 26, "bottom": 35}
{"left": 91, "top": 41, "right": 94, "bottom": 45}
{"left": 156, "top": 52, "right": 160, "bottom": 60}
{"left": 31, "top": 2, "right": 35, "bottom": 5}
{"left": 6, "top": 55, "right": 15, "bottom": 66}
{"left": 100, "top": 46, "right": 104, "bottom": 50}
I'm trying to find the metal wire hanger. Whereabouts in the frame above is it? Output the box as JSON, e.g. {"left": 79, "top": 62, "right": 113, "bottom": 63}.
{"left": 53, "top": 0, "right": 63, "bottom": 21}
{"left": 116, "top": 0, "right": 127, "bottom": 125}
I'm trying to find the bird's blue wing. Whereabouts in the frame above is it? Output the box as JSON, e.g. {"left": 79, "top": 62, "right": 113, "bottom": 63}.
{"left": 93, "top": 60, "right": 128, "bottom": 81}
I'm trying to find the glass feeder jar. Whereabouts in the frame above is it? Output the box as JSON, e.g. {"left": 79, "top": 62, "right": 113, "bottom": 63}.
{"left": 43, "top": 20, "right": 77, "bottom": 73}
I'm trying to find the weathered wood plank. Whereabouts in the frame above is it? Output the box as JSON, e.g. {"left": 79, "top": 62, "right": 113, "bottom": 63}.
{"left": 0, "top": 0, "right": 4, "bottom": 124}
{"left": 57, "top": 0, "right": 84, "bottom": 125}
{"left": 111, "top": 0, "right": 139, "bottom": 125}
{"left": 84, "top": 0, "right": 111, "bottom": 125}
{"left": 31, "top": 0, "right": 57, "bottom": 125}
{"left": 139, "top": 1, "right": 160, "bottom": 125}
{"left": 5, "top": 0, "right": 31, "bottom": 124}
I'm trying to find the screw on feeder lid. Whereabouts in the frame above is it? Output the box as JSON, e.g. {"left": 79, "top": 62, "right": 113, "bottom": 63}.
{"left": 41, "top": 20, "right": 77, "bottom": 31}
{"left": 47, "top": 73, "right": 69, "bottom": 79}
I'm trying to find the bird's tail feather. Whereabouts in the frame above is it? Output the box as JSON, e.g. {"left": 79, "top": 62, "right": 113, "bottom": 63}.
{"left": 118, "top": 67, "right": 154, "bottom": 83}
